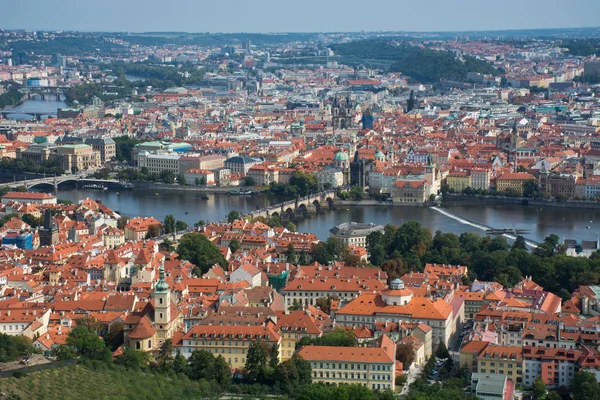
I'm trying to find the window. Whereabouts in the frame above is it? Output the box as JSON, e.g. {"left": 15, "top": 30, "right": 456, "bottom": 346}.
{"left": 136, "top": 341, "right": 140, "bottom": 350}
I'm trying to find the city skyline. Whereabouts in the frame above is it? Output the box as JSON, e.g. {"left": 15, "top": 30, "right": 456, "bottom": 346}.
{"left": 3, "top": 0, "right": 600, "bottom": 33}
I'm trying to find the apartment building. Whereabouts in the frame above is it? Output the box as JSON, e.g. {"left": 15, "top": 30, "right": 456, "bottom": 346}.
{"left": 176, "top": 322, "right": 282, "bottom": 370}
{"left": 297, "top": 334, "right": 397, "bottom": 391}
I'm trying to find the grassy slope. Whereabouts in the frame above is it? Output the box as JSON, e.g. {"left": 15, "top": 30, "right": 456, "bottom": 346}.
{"left": 0, "top": 365, "right": 218, "bottom": 400}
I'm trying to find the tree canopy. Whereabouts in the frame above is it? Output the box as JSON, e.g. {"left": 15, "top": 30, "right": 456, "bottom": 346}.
{"left": 177, "top": 233, "right": 227, "bottom": 275}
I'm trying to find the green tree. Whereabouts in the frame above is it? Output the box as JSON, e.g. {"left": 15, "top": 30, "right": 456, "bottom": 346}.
{"left": 194, "top": 219, "right": 206, "bottom": 228}
{"left": 146, "top": 224, "right": 160, "bottom": 239}
{"left": 164, "top": 214, "right": 176, "bottom": 234}
{"left": 21, "top": 213, "right": 40, "bottom": 228}
{"left": 104, "top": 321, "right": 124, "bottom": 351}
{"left": 531, "top": 377, "right": 547, "bottom": 399}
{"left": 292, "top": 354, "right": 312, "bottom": 385}
{"left": 66, "top": 325, "right": 111, "bottom": 362}
{"left": 269, "top": 343, "right": 279, "bottom": 369}
{"left": 214, "top": 355, "right": 231, "bottom": 388}
{"left": 288, "top": 171, "right": 318, "bottom": 196}
{"left": 289, "top": 299, "right": 303, "bottom": 310}
{"left": 115, "top": 347, "right": 152, "bottom": 369}
{"left": 0, "top": 334, "right": 35, "bottom": 362}
{"left": 571, "top": 371, "right": 600, "bottom": 400}
{"left": 512, "top": 235, "right": 528, "bottom": 251}
{"left": 436, "top": 341, "right": 450, "bottom": 359}
{"left": 177, "top": 233, "right": 227, "bottom": 274}
{"left": 229, "top": 238, "right": 241, "bottom": 254}
{"left": 396, "top": 343, "right": 415, "bottom": 369}
{"left": 158, "top": 339, "right": 174, "bottom": 370}
{"left": 159, "top": 170, "right": 175, "bottom": 184}
{"left": 227, "top": 210, "right": 240, "bottom": 223}
{"left": 314, "top": 296, "right": 339, "bottom": 314}
{"left": 173, "top": 352, "right": 188, "bottom": 374}
{"left": 75, "top": 315, "right": 103, "bottom": 334}
{"left": 287, "top": 221, "right": 297, "bottom": 232}
{"left": 298, "top": 251, "right": 310, "bottom": 265}
{"left": 177, "top": 173, "right": 187, "bottom": 186}
{"left": 348, "top": 185, "right": 364, "bottom": 201}
{"left": 175, "top": 220, "right": 188, "bottom": 232}
{"left": 160, "top": 238, "right": 175, "bottom": 252}
{"left": 52, "top": 344, "right": 76, "bottom": 360}
{"left": 117, "top": 216, "right": 129, "bottom": 230}
{"left": 285, "top": 243, "right": 298, "bottom": 264}
{"left": 245, "top": 342, "right": 268, "bottom": 381}
{"left": 194, "top": 177, "right": 202, "bottom": 186}
{"left": 244, "top": 176, "right": 256, "bottom": 186}
{"left": 187, "top": 349, "right": 215, "bottom": 381}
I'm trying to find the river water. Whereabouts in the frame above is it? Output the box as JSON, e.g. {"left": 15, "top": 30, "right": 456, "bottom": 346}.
{"left": 3, "top": 97, "right": 67, "bottom": 120}
{"left": 52, "top": 188, "right": 600, "bottom": 243}
{"left": 12, "top": 98, "right": 600, "bottom": 243}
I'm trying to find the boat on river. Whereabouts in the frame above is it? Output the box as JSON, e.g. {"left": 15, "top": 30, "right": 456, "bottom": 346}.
{"left": 227, "top": 189, "right": 254, "bottom": 196}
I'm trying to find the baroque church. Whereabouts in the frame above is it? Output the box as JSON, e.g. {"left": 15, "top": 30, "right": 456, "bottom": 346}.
{"left": 123, "top": 263, "right": 183, "bottom": 353}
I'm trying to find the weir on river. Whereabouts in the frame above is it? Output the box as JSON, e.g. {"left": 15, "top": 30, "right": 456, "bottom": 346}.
{"left": 430, "top": 206, "right": 540, "bottom": 248}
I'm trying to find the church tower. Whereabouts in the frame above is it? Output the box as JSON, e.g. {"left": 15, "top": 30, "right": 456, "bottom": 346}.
{"left": 153, "top": 264, "right": 171, "bottom": 342}
{"left": 407, "top": 90, "right": 416, "bottom": 113}
{"left": 39, "top": 209, "right": 59, "bottom": 247}
{"left": 425, "top": 155, "right": 438, "bottom": 195}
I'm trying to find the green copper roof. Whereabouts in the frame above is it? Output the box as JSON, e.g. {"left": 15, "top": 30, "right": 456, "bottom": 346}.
{"left": 155, "top": 264, "right": 169, "bottom": 292}
{"left": 334, "top": 150, "right": 349, "bottom": 162}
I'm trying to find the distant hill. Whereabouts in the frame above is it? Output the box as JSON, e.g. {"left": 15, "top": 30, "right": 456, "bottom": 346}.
{"left": 560, "top": 38, "right": 600, "bottom": 56}
{"left": 329, "top": 40, "right": 502, "bottom": 83}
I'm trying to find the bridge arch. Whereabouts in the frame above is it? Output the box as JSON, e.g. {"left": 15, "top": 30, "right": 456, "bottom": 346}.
{"left": 26, "top": 182, "right": 55, "bottom": 190}
{"left": 284, "top": 207, "right": 295, "bottom": 219}
{"left": 326, "top": 197, "right": 334, "bottom": 209}
{"left": 296, "top": 204, "right": 308, "bottom": 217}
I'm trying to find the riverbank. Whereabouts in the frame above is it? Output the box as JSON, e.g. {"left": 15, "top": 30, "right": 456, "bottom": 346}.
{"left": 443, "top": 193, "right": 600, "bottom": 209}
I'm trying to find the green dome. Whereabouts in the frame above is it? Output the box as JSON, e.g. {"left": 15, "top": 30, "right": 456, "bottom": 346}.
{"left": 334, "top": 150, "right": 349, "bottom": 162}
{"left": 155, "top": 265, "right": 169, "bottom": 292}
{"left": 375, "top": 150, "right": 385, "bottom": 160}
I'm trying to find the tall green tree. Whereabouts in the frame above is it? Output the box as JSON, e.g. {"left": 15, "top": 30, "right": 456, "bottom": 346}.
{"left": 187, "top": 349, "right": 215, "bottom": 381}
{"left": 175, "top": 220, "right": 188, "bottom": 232}
{"left": 177, "top": 233, "right": 227, "bottom": 274}
{"left": 245, "top": 342, "right": 268, "bottom": 381}
{"left": 227, "top": 210, "right": 240, "bottom": 223}
{"left": 164, "top": 214, "right": 176, "bottom": 234}
{"left": 66, "top": 325, "right": 111, "bottom": 362}
{"left": 229, "top": 238, "right": 241, "bottom": 254}
{"left": 213, "top": 355, "right": 231, "bottom": 388}
{"left": 269, "top": 343, "right": 279, "bottom": 369}
{"left": 285, "top": 243, "right": 298, "bottom": 264}
{"left": 571, "top": 371, "right": 600, "bottom": 400}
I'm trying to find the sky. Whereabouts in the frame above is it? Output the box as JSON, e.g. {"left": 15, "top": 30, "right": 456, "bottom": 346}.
{"left": 2, "top": 0, "right": 599, "bottom": 33}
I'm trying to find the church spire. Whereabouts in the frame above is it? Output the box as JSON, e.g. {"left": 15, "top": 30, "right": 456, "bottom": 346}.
{"left": 155, "top": 264, "right": 169, "bottom": 292}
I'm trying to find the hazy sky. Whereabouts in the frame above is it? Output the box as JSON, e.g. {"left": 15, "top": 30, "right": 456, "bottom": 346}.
{"left": 2, "top": 0, "right": 599, "bottom": 33}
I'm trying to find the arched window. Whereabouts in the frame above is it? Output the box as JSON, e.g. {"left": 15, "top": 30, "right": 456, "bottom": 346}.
{"left": 148, "top": 340, "right": 152, "bottom": 349}
{"left": 136, "top": 341, "right": 140, "bottom": 350}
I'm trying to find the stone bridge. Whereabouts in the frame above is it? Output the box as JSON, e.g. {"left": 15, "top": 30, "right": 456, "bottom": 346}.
{"left": 242, "top": 190, "right": 340, "bottom": 221}
{"left": 0, "top": 174, "right": 120, "bottom": 190}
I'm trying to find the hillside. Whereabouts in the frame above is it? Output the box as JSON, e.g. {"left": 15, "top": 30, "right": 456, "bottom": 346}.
{"left": 0, "top": 364, "right": 221, "bottom": 400}
{"left": 329, "top": 40, "right": 501, "bottom": 83}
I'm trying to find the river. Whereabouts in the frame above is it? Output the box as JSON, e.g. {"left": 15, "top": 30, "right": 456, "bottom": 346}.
{"left": 51, "top": 188, "right": 600, "bottom": 243}
{"left": 3, "top": 97, "right": 67, "bottom": 121}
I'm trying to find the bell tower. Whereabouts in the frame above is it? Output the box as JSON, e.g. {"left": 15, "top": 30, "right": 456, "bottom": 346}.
{"left": 153, "top": 264, "right": 171, "bottom": 340}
